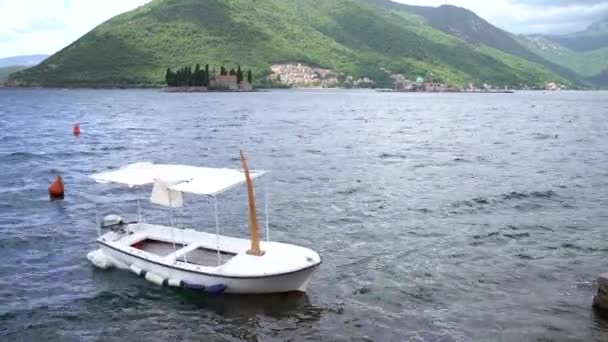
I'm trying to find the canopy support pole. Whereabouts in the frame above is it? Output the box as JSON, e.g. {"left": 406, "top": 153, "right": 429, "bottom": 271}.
{"left": 169, "top": 191, "right": 176, "bottom": 251}
{"left": 96, "top": 211, "right": 101, "bottom": 237}
{"left": 137, "top": 199, "right": 141, "bottom": 222}
{"left": 214, "top": 196, "right": 221, "bottom": 266}
{"left": 265, "top": 185, "right": 269, "bottom": 242}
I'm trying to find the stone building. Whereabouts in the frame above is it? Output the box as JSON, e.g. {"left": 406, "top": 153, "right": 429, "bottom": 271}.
{"left": 210, "top": 75, "right": 238, "bottom": 90}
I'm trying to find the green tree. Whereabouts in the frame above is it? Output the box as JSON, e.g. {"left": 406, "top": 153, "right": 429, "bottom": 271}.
{"left": 220, "top": 66, "right": 227, "bottom": 76}
{"left": 204, "top": 64, "right": 210, "bottom": 86}
{"left": 165, "top": 68, "right": 173, "bottom": 86}
{"left": 236, "top": 65, "right": 243, "bottom": 83}
{"left": 186, "top": 66, "right": 193, "bottom": 86}
{"left": 247, "top": 69, "right": 252, "bottom": 84}
{"left": 194, "top": 64, "right": 201, "bottom": 86}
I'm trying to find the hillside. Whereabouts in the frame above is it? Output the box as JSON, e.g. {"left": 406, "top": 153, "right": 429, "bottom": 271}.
{"left": 0, "top": 66, "right": 28, "bottom": 84}
{"left": 10, "top": 0, "right": 566, "bottom": 88}
{"left": 368, "top": 1, "right": 586, "bottom": 87}
{"left": 518, "top": 18, "right": 608, "bottom": 87}
{"left": 518, "top": 35, "right": 608, "bottom": 77}
{"left": 544, "top": 19, "right": 608, "bottom": 52}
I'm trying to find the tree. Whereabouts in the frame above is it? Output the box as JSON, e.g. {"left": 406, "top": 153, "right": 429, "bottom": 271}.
{"left": 247, "top": 69, "right": 252, "bottom": 84}
{"left": 186, "top": 66, "right": 193, "bottom": 86}
{"left": 220, "top": 66, "right": 227, "bottom": 76}
{"left": 194, "top": 64, "right": 201, "bottom": 86}
{"left": 236, "top": 65, "right": 243, "bottom": 83}
{"left": 229, "top": 68, "right": 236, "bottom": 76}
{"left": 204, "top": 64, "right": 210, "bottom": 86}
{"left": 165, "top": 68, "right": 175, "bottom": 86}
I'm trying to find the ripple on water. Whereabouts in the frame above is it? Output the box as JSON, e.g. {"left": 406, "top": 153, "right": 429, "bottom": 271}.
{"left": 0, "top": 89, "right": 607, "bottom": 341}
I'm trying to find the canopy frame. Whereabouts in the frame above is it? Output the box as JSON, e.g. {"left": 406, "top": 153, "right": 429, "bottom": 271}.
{"left": 90, "top": 160, "right": 270, "bottom": 263}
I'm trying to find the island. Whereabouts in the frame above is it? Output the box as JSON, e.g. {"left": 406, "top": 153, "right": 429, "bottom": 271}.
{"left": 163, "top": 64, "right": 254, "bottom": 92}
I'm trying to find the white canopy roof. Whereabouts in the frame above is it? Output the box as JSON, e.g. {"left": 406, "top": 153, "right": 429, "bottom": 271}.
{"left": 91, "top": 162, "right": 266, "bottom": 196}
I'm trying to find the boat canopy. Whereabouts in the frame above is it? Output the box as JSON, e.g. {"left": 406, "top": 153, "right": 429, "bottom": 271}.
{"left": 91, "top": 162, "right": 266, "bottom": 196}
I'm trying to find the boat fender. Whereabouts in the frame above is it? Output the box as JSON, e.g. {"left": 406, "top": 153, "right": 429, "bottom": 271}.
{"left": 145, "top": 272, "right": 165, "bottom": 286}
{"left": 129, "top": 264, "right": 146, "bottom": 277}
{"left": 205, "top": 284, "right": 227, "bottom": 294}
{"left": 86, "top": 249, "right": 113, "bottom": 269}
{"left": 182, "top": 282, "right": 206, "bottom": 291}
{"left": 166, "top": 278, "right": 183, "bottom": 288}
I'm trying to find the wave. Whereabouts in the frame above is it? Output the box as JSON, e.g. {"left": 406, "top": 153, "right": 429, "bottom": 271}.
{"left": 450, "top": 189, "right": 560, "bottom": 213}
{"left": 378, "top": 153, "right": 406, "bottom": 159}
{"left": 532, "top": 133, "right": 559, "bottom": 140}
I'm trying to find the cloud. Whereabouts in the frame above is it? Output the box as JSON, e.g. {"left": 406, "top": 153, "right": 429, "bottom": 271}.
{"left": 394, "top": 0, "right": 608, "bottom": 34}
{"left": 0, "top": 0, "right": 151, "bottom": 58}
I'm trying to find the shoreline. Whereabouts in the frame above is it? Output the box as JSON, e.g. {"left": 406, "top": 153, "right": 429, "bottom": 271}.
{"left": 0, "top": 85, "right": 600, "bottom": 92}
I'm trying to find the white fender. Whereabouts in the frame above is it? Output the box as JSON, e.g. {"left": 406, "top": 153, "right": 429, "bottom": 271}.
{"left": 145, "top": 272, "right": 165, "bottom": 286}
{"left": 87, "top": 249, "right": 113, "bottom": 269}
{"left": 129, "top": 264, "right": 144, "bottom": 276}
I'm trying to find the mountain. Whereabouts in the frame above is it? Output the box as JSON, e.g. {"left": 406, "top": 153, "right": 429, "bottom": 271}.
{"left": 373, "top": 1, "right": 586, "bottom": 87}
{"left": 519, "top": 18, "right": 608, "bottom": 87}
{"left": 544, "top": 18, "right": 608, "bottom": 52}
{"left": 0, "top": 55, "right": 49, "bottom": 68}
{"left": 0, "top": 55, "right": 49, "bottom": 84}
{"left": 0, "top": 66, "right": 28, "bottom": 83}
{"left": 9, "top": 0, "right": 566, "bottom": 88}
{"left": 518, "top": 35, "right": 608, "bottom": 77}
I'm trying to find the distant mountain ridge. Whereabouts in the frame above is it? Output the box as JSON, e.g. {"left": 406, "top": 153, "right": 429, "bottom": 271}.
{"left": 6, "top": 0, "right": 596, "bottom": 88}
{"left": 0, "top": 55, "right": 49, "bottom": 68}
{"left": 518, "top": 17, "right": 608, "bottom": 87}
{"left": 369, "top": 1, "right": 585, "bottom": 87}
{"left": 0, "top": 55, "right": 49, "bottom": 84}
{"left": 544, "top": 18, "right": 608, "bottom": 52}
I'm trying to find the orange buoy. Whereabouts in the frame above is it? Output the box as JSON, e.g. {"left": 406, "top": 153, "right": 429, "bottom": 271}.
{"left": 48, "top": 176, "right": 64, "bottom": 200}
{"left": 73, "top": 123, "right": 81, "bottom": 136}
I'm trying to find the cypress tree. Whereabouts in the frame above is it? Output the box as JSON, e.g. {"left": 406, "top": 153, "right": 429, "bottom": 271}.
{"left": 194, "top": 64, "right": 201, "bottom": 86}
{"left": 205, "top": 64, "right": 210, "bottom": 86}
{"left": 247, "top": 69, "right": 252, "bottom": 84}
{"left": 187, "top": 66, "right": 193, "bottom": 86}
{"left": 236, "top": 65, "right": 243, "bottom": 83}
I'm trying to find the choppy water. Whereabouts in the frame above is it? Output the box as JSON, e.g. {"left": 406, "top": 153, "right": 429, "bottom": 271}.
{"left": 1, "top": 89, "right": 607, "bottom": 341}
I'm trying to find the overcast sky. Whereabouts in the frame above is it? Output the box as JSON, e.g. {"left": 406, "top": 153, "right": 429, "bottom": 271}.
{"left": 0, "top": 0, "right": 607, "bottom": 59}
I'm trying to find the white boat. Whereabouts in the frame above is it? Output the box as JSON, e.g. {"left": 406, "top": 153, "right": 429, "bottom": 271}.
{"left": 86, "top": 151, "right": 322, "bottom": 294}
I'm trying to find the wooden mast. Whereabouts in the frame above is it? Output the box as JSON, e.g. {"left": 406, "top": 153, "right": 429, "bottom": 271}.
{"left": 240, "top": 149, "right": 265, "bottom": 256}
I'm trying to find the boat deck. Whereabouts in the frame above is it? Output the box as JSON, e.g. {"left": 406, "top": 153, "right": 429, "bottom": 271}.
{"left": 177, "top": 247, "right": 236, "bottom": 266}
{"left": 132, "top": 237, "right": 235, "bottom": 267}
{"left": 133, "top": 239, "right": 184, "bottom": 256}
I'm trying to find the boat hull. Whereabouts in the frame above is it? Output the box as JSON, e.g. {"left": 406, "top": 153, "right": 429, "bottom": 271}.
{"left": 96, "top": 245, "right": 318, "bottom": 294}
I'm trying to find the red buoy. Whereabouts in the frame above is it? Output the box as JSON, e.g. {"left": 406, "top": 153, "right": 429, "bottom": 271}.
{"left": 73, "top": 123, "right": 81, "bottom": 136}
{"left": 48, "top": 176, "right": 64, "bottom": 200}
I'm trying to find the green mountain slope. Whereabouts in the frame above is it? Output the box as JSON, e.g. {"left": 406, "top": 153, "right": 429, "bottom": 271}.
{"left": 0, "top": 66, "right": 28, "bottom": 84}
{"left": 517, "top": 18, "right": 608, "bottom": 88}
{"left": 368, "top": 1, "right": 585, "bottom": 86}
{"left": 518, "top": 35, "right": 608, "bottom": 77}
{"left": 10, "top": 0, "right": 566, "bottom": 88}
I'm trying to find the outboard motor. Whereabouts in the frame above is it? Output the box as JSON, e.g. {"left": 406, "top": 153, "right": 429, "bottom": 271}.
{"left": 100, "top": 214, "right": 125, "bottom": 232}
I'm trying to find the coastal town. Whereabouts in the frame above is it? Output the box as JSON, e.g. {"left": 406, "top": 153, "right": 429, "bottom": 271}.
{"left": 161, "top": 62, "right": 566, "bottom": 92}
{"left": 265, "top": 62, "right": 566, "bottom": 92}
